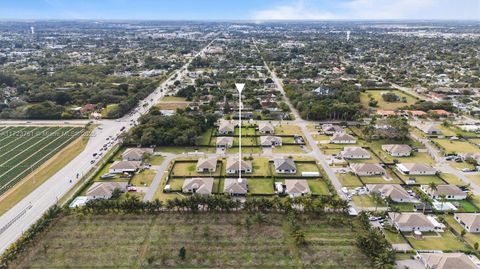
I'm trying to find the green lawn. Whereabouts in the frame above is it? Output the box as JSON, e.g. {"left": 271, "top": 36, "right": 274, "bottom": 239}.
{"left": 432, "top": 139, "right": 480, "bottom": 154}
{"left": 444, "top": 215, "right": 480, "bottom": 249}
{"left": 360, "top": 90, "right": 417, "bottom": 110}
{"left": 248, "top": 179, "right": 274, "bottom": 194}
{"left": 226, "top": 146, "right": 263, "bottom": 154}
{"left": 251, "top": 157, "right": 271, "bottom": 176}
{"left": 272, "top": 162, "right": 319, "bottom": 177}
{"left": 146, "top": 156, "right": 165, "bottom": 166}
{"left": 101, "top": 104, "right": 119, "bottom": 118}
{"left": 272, "top": 145, "right": 305, "bottom": 154}
{"left": 276, "top": 125, "right": 303, "bottom": 136}
{"left": 448, "top": 160, "right": 475, "bottom": 171}
{"left": 383, "top": 228, "right": 408, "bottom": 244}
{"left": 308, "top": 179, "right": 330, "bottom": 195}
{"left": 360, "top": 174, "right": 403, "bottom": 184}
{"left": 454, "top": 200, "right": 479, "bottom": 213}
{"left": 233, "top": 136, "right": 258, "bottom": 146}
{"left": 390, "top": 202, "right": 416, "bottom": 212}
{"left": 352, "top": 195, "right": 387, "bottom": 208}
{"left": 167, "top": 178, "right": 184, "bottom": 191}
{"left": 337, "top": 172, "right": 363, "bottom": 187}
{"left": 395, "top": 172, "right": 445, "bottom": 185}
{"left": 233, "top": 127, "right": 257, "bottom": 136}
{"left": 405, "top": 230, "right": 468, "bottom": 251}
{"left": 130, "top": 169, "right": 156, "bottom": 187}
{"left": 440, "top": 173, "right": 465, "bottom": 186}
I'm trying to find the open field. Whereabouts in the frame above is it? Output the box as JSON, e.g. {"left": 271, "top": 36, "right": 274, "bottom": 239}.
{"left": 12, "top": 213, "right": 371, "bottom": 268}
{"left": 360, "top": 90, "right": 417, "bottom": 110}
{"left": 432, "top": 139, "right": 480, "bottom": 154}
{"left": 0, "top": 126, "right": 84, "bottom": 196}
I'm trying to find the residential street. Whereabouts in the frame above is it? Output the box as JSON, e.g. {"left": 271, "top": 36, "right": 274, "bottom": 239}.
{"left": 0, "top": 37, "right": 218, "bottom": 254}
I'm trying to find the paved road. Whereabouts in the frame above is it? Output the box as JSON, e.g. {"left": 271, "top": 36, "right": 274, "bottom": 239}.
{"left": 410, "top": 132, "right": 480, "bottom": 195}
{"left": 0, "top": 37, "right": 218, "bottom": 254}
{"left": 253, "top": 38, "right": 346, "bottom": 200}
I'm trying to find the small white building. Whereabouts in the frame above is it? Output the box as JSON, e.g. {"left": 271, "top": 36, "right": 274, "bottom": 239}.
{"left": 273, "top": 158, "right": 297, "bottom": 174}
{"left": 388, "top": 212, "right": 436, "bottom": 232}
{"left": 86, "top": 182, "right": 128, "bottom": 200}
{"left": 285, "top": 180, "right": 310, "bottom": 197}
{"left": 350, "top": 163, "right": 386, "bottom": 176}
{"left": 109, "top": 161, "right": 142, "bottom": 174}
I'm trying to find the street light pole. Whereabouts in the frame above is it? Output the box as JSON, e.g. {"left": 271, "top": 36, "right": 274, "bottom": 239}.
{"left": 235, "top": 83, "right": 245, "bottom": 182}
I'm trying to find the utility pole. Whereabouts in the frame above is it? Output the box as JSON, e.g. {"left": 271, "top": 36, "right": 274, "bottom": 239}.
{"left": 235, "top": 83, "right": 245, "bottom": 182}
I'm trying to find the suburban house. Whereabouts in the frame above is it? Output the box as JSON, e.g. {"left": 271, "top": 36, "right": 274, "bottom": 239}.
{"left": 417, "top": 252, "right": 478, "bottom": 269}
{"left": 285, "top": 180, "right": 310, "bottom": 197}
{"left": 218, "top": 121, "right": 235, "bottom": 134}
{"left": 216, "top": 137, "right": 234, "bottom": 148}
{"left": 260, "top": 136, "right": 282, "bottom": 147}
{"left": 273, "top": 158, "right": 297, "bottom": 174}
{"left": 109, "top": 161, "right": 142, "bottom": 174}
{"left": 420, "top": 184, "right": 467, "bottom": 200}
{"left": 182, "top": 178, "right": 214, "bottom": 195}
{"left": 350, "top": 163, "right": 386, "bottom": 176}
{"left": 341, "top": 146, "right": 370, "bottom": 159}
{"left": 330, "top": 133, "right": 356, "bottom": 144}
{"left": 321, "top": 124, "right": 344, "bottom": 135}
{"left": 196, "top": 157, "right": 218, "bottom": 173}
{"left": 381, "top": 144, "right": 412, "bottom": 157}
{"left": 224, "top": 178, "right": 248, "bottom": 195}
{"left": 454, "top": 213, "right": 480, "bottom": 233}
{"left": 366, "top": 184, "right": 413, "bottom": 203}
{"left": 226, "top": 158, "right": 253, "bottom": 174}
{"left": 388, "top": 212, "right": 436, "bottom": 232}
{"left": 86, "top": 182, "right": 127, "bottom": 200}
{"left": 258, "top": 122, "right": 275, "bottom": 134}
{"left": 396, "top": 163, "right": 437, "bottom": 175}
{"left": 122, "top": 148, "right": 154, "bottom": 161}
{"left": 417, "top": 123, "right": 442, "bottom": 135}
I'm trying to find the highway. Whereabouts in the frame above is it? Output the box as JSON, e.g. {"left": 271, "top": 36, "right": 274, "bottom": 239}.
{"left": 0, "top": 37, "right": 217, "bottom": 254}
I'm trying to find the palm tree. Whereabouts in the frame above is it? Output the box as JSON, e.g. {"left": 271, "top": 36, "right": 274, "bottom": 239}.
{"left": 428, "top": 182, "right": 438, "bottom": 196}
{"left": 390, "top": 206, "right": 400, "bottom": 227}
{"left": 371, "top": 192, "right": 384, "bottom": 211}
{"left": 439, "top": 194, "right": 447, "bottom": 211}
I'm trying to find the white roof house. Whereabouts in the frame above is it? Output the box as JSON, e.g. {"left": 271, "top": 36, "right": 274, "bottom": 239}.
{"left": 216, "top": 137, "right": 234, "bottom": 148}
{"left": 122, "top": 148, "right": 154, "bottom": 161}
{"left": 260, "top": 136, "right": 282, "bottom": 147}
{"left": 321, "top": 124, "right": 344, "bottom": 135}
{"left": 218, "top": 121, "right": 235, "bottom": 134}
{"left": 454, "top": 213, "right": 480, "bottom": 233}
{"left": 258, "top": 122, "right": 275, "bottom": 134}
{"left": 86, "top": 182, "right": 128, "bottom": 200}
{"left": 418, "top": 252, "right": 478, "bottom": 269}
{"left": 330, "top": 133, "right": 356, "bottom": 144}
{"left": 182, "top": 178, "right": 214, "bottom": 195}
{"left": 396, "top": 163, "right": 437, "bottom": 175}
{"left": 226, "top": 158, "right": 253, "bottom": 174}
{"left": 341, "top": 146, "right": 370, "bottom": 159}
{"left": 366, "top": 184, "right": 413, "bottom": 203}
{"left": 420, "top": 184, "right": 467, "bottom": 200}
{"left": 196, "top": 157, "right": 218, "bottom": 173}
{"left": 381, "top": 144, "right": 412, "bottom": 157}
{"left": 224, "top": 178, "right": 248, "bottom": 195}
{"left": 273, "top": 158, "right": 297, "bottom": 174}
{"left": 417, "top": 123, "right": 442, "bottom": 135}
{"left": 285, "top": 180, "right": 310, "bottom": 197}
{"left": 388, "top": 212, "right": 436, "bottom": 232}
{"left": 350, "top": 163, "right": 386, "bottom": 176}
{"left": 109, "top": 161, "right": 142, "bottom": 174}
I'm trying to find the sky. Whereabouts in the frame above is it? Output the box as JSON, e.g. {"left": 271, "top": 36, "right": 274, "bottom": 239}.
{"left": 0, "top": 0, "right": 479, "bottom": 21}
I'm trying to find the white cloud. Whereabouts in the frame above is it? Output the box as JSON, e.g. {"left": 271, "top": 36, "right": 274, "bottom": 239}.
{"left": 252, "top": 0, "right": 337, "bottom": 20}
{"left": 252, "top": 0, "right": 480, "bottom": 21}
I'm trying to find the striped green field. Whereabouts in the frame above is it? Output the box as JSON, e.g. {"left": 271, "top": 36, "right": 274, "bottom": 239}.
{"left": 0, "top": 126, "right": 84, "bottom": 195}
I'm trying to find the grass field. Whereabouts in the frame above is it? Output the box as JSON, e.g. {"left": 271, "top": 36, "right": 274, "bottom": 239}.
{"left": 444, "top": 215, "right": 480, "bottom": 249}
{"left": 12, "top": 212, "right": 371, "bottom": 268}
{"left": 432, "top": 139, "right": 480, "bottom": 154}
{"left": 404, "top": 230, "right": 468, "bottom": 251}
{"left": 360, "top": 90, "right": 417, "bottom": 110}
{"left": 0, "top": 126, "right": 84, "bottom": 196}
